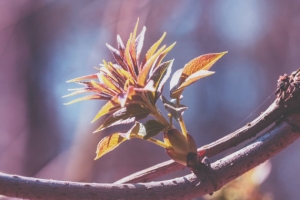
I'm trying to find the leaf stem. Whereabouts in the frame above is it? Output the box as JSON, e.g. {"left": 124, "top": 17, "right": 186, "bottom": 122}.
{"left": 134, "top": 135, "right": 169, "bottom": 148}
{"left": 176, "top": 97, "right": 188, "bottom": 139}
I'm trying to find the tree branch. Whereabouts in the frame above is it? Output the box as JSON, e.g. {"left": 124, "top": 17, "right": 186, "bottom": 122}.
{"left": 0, "top": 113, "right": 299, "bottom": 200}
{"left": 1, "top": 70, "right": 300, "bottom": 199}
{"left": 115, "top": 69, "right": 300, "bottom": 184}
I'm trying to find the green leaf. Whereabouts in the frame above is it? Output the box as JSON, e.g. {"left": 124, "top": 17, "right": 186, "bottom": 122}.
{"left": 143, "top": 120, "right": 166, "bottom": 140}
{"left": 94, "top": 104, "right": 150, "bottom": 132}
{"left": 95, "top": 133, "right": 127, "bottom": 160}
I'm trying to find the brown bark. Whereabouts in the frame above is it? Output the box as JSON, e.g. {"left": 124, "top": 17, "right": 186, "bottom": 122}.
{"left": 0, "top": 114, "right": 299, "bottom": 200}
{"left": 1, "top": 69, "right": 300, "bottom": 199}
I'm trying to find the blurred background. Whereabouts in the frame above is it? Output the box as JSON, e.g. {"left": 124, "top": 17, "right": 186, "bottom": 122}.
{"left": 0, "top": 0, "right": 300, "bottom": 199}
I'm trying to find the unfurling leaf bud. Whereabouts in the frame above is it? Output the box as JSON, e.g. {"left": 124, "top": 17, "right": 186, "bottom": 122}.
{"left": 164, "top": 129, "right": 197, "bottom": 166}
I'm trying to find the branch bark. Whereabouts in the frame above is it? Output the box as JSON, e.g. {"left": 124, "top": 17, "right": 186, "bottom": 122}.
{"left": 1, "top": 70, "right": 300, "bottom": 199}
{"left": 0, "top": 113, "right": 299, "bottom": 200}
{"left": 115, "top": 69, "right": 300, "bottom": 184}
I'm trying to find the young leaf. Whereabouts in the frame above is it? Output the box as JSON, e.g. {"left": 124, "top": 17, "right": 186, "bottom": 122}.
{"left": 170, "top": 52, "right": 227, "bottom": 98}
{"left": 137, "top": 45, "right": 166, "bottom": 86}
{"left": 94, "top": 104, "right": 150, "bottom": 132}
{"left": 171, "top": 70, "right": 215, "bottom": 99}
{"left": 66, "top": 74, "right": 98, "bottom": 83}
{"left": 64, "top": 94, "right": 104, "bottom": 105}
{"left": 164, "top": 129, "right": 197, "bottom": 166}
{"left": 170, "top": 68, "right": 183, "bottom": 98}
{"left": 142, "top": 32, "right": 166, "bottom": 67}
{"left": 160, "top": 95, "right": 187, "bottom": 121}
{"left": 91, "top": 96, "right": 120, "bottom": 123}
{"left": 143, "top": 120, "right": 166, "bottom": 140}
{"left": 95, "top": 133, "right": 127, "bottom": 160}
{"left": 180, "top": 52, "right": 227, "bottom": 82}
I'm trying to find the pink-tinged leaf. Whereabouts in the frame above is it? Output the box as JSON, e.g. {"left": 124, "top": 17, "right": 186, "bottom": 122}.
{"left": 180, "top": 52, "right": 227, "bottom": 83}
{"left": 169, "top": 68, "right": 183, "bottom": 98}
{"left": 66, "top": 74, "right": 98, "bottom": 83}
{"left": 94, "top": 104, "right": 150, "bottom": 132}
{"left": 143, "top": 120, "right": 166, "bottom": 140}
{"left": 151, "top": 42, "right": 176, "bottom": 72}
{"left": 137, "top": 45, "right": 166, "bottom": 86}
{"left": 135, "top": 26, "right": 146, "bottom": 63}
{"left": 118, "top": 86, "right": 135, "bottom": 107}
{"left": 142, "top": 32, "right": 166, "bottom": 67}
{"left": 98, "top": 73, "right": 122, "bottom": 94}
{"left": 64, "top": 94, "right": 104, "bottom": 105}
{"left": 179, "top": 70, "right": 214, "bottom": 89}
{"left": 151, "top": 60, "right": 174, "bottom": 92}
{"left": 106, "top": 43, "right": 128, "bottom": 70}
{"left": 117, "top": 35, "right": 125, "bottom": 55}
{"left": 91, "top": 96, "right": 120, "bottom": 123}
{"left": 171, "top": 70, "right": 215, "bottom": 99}
{"left": 124, "top": 33, "right": 134, "bottom": 75}
{"left": 90, "top": 80, "right": 116, "bottom": 97}
{"left": 94, "top": 133, "right": 127, "bottom": 160}
{"left": 62, "top": 89, "right": 89, "bottom": 98}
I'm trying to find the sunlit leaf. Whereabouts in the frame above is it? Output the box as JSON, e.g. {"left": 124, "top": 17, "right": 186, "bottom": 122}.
{"left": 137, "top": 45, "right": 166, "bottom": 86}
{"left": 151, "top": 60, "right": 174, "bottom": 93}
{"left": 170, "top": 52, "right": 226, "bottom": 98}
{"left": 171, "top": 70, "right": 214, "bottom": 99}
{"left": 66, "top": 74, "right": 98, "bottom": 83}
{"left": 135, "top": 26, "right": 146, "bottom": 62}
{"left": 169, "top": 68, "right": 183, "bottom": 98}
{"left": 94, "top": 104, "right": 150, "bottom": 132}
{"left": 64, "top": 94, "right": 104, "bottom": 105}
{"left": 151, "top": 42, "right": 176, "bottom": 72}
{"left": 142, "top": 120, "right": 166, "bottom": 140}
{"left": 180, "top": 52, "right": 227, "bottom": 82}
{"left": 91, "top": 96, "right": 120, "bottom": 123}
{"left": 106, "top": 44, "right": 128, "bottom": 70}
{"left": 94, "top": 133, "right": 127, "bottom": 160}
{"left": 142, "top": 32, "right": 166, "bottom": 67}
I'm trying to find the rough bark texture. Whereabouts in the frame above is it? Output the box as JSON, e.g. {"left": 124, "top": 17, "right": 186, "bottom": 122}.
{"left": 0, "top": 114, "right": 299, "bottom": 200}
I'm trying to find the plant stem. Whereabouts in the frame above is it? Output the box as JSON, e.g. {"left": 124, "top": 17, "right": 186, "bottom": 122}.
{"left": 134, "top": 135, "right": 169, "bottom": 148}
{"left": 176, "top": 97, "right": 188, "bottom": 139}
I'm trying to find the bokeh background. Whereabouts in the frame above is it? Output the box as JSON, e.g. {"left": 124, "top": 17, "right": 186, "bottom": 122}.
{"left": 1, "top": 0, "right": 300, "bottom": 199}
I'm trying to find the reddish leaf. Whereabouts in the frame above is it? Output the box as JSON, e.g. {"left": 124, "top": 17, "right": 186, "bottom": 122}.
{"left": 94, "top": 104, "right": 150, "bottom": 132}
{"left": 171, "top": 70, "right": 214, "bottom": 99}
{"left": 180, "top": 52, "right": 227, "bottom": 82}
